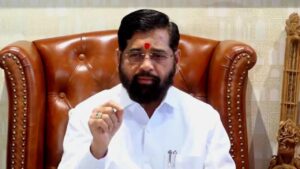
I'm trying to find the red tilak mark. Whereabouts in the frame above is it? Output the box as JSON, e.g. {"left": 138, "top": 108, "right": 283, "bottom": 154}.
{"left": 144, "top": 43, "right": 151, "bottom": 49}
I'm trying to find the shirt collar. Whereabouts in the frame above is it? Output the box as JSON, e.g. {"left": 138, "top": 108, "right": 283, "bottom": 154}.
{"left": 114, "top": 84, "right": 134, "bottom": 109}
{"left": 160, "top": 86, "right": 178, "bottom": 110}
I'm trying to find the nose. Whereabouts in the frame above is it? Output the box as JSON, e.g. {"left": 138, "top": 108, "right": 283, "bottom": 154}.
{"left": 139, "top": 55, "right": 154, "bottom": 72}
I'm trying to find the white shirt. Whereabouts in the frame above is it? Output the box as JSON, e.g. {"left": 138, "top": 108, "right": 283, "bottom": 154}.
{"left": 58, "top": 84, "right": 235, "bottom": 169}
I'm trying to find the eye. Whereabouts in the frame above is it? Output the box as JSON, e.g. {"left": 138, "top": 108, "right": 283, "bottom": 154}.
{"left": 128, "top": 52, "right": 141, "bottom": 58}
{"left": 127, "top": 52, "right": 144, "bottom": 62}
{"left": 151, "top": 52, "right": 168, "bottom": 61}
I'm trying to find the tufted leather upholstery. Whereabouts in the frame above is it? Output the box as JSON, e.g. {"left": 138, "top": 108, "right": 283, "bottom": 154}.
{"left": 0, "top": 30, "right": 256, "bottom": 169}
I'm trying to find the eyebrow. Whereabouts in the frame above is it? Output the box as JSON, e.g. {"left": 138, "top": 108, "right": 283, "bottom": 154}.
{"left": 127, "top": 48, "right": 168, "bottom": 53}
{"left": 150, "top": 49, "right": 168, "bottom": 53}
{"left": 127, "top": 48, "right": 143, "bottom": 52}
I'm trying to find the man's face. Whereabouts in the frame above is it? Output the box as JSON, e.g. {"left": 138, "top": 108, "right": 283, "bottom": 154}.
{"left": 118, "top": 28, "right": 179, "bottom": 104}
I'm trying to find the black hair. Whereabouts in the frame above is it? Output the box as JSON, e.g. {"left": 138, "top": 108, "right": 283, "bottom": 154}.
{"left": 118, "top": 9, "right": 180, "bottom": 52}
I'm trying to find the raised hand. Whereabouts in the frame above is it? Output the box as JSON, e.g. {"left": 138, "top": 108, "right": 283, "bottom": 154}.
{"left": 88, "top": 101, "right": 124, "bottom": 159}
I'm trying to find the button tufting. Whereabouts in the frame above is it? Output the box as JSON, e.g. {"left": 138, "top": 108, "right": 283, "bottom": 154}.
{"left": 78, "top": 54, "right": 85, "bottom": 60}
{"left": 59, "top": 92, "right": 65, "bottom": 98}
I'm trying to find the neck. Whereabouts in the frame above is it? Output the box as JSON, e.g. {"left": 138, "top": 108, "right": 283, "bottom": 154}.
{"left": 141, "top": 98, "right": 163, "bottom": 118}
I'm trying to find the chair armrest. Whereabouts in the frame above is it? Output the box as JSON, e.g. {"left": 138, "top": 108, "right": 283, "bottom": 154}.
{"left": 207, "top": 40, "right": 256, "bottom": 169}
{"left": 0, "top": 41, "right": 45, "bottom": 169}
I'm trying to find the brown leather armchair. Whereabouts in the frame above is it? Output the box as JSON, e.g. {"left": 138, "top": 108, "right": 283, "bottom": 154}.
{"left": 0, "top": 30, "right": 256, "bottom": 169}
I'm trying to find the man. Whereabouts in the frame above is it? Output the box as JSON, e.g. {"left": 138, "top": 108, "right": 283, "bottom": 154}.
{"left": 58, "top": 9, "right": 235, "bottom": 169}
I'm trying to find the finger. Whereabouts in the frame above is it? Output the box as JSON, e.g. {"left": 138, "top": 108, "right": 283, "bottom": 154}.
{"left": 92, "top": 107, "right": 112, "bottom": 123}
{"left": 91, "top": 109, "right": 103, "bottom": 118}
{"left": 93, "top": 104, "right": 118, "bottom": 116}
{"left": 98, "top": 119, "right": 109, "bottom": 133}
{"left": 101, "top": 106, "right": 117, "bottom": 115}
{"left": 102, "top": 102, "right": 122, "bottom": 112}
{"left": 109, "top": 113, "right": 119, "bottom": 126}
{"left": 115, "top": 108, "right": 124, "bottom": 123}
{"left": 98, "top": 107, "right": 118, "bottom": 129}
{"left": 88, "top": 118, "right": 104, "bottom": 133}
{"left": 103, "top": 101, "right": 124, "bottom": 122}
{"left": 95, "top": 112, "right": 103, "bottom": 119}
{"left": 109, "top": 114, "right": 121, "bottom": 135}
{"left": 101, "top": 114, "right": 114, "bottom": 131}
{"left": 89, "top": 114, "right": 110, "bottom": 133}
{"left": 100, "top": 109, "right": 121, "bottom": 133}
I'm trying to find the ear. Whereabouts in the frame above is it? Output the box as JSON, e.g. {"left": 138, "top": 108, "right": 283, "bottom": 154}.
{"left": 116, "top": 49, "right": 122, "bottom": 63}
{"left": 174, "top": 49, "right": 180, "bottom": 64}
{"left": 115, "top": 49, "right": 122, "bottom": 71}
{"left": 174, "top": 49, "right": 181, "bottom": 73}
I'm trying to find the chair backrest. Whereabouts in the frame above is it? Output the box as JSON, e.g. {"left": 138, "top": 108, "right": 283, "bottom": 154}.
{"left": 0, "top": 30, "right": 256, "bottom": 169}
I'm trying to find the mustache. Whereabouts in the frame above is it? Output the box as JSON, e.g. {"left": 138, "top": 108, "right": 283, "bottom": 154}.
{"left": 134, "top": 72, "right": 159, "bottom": 80}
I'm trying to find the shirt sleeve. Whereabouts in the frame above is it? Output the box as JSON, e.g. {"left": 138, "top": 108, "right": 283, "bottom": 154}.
{"left": 204, "top": 114, "right": 236, "bottom": 169}
{"left": 57, "top": 108, "right": 107, "bottom": 169}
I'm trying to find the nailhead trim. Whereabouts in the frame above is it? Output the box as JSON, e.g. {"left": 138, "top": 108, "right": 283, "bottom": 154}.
{"left": 226, "top": 52, "right": 252, "bottom": 168}
{"left": 0, "top": 52, "right": 27, "bottom": 168}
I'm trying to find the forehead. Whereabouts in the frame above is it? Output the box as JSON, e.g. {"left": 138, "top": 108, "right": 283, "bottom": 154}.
{"left": 126, "top": 28, "right": 171, "bottom": 50}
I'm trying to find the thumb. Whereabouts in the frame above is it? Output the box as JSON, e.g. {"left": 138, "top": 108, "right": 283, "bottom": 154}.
{"left": 115, "top": 108, "right": 124, "bottom": 123}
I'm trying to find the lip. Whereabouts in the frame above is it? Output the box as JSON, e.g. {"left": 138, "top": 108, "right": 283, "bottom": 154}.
{"left": 137, "top": 76, "right": 154, "bottom": 85}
